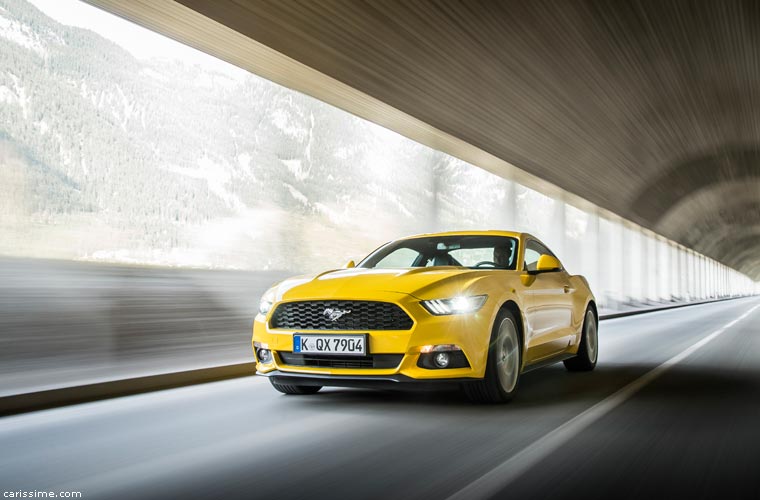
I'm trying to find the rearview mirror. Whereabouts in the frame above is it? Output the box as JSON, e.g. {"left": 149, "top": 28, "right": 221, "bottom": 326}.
{"left": 533, "top": 254, "right": 561, "bottom": 274}
{"left": 344, "top": 260, "right": 356, "bottom": 269}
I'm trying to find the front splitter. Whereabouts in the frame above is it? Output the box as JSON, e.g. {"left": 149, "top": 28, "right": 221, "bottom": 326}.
{"left": 258, "top": 369, "right": 479, "bottom": 392}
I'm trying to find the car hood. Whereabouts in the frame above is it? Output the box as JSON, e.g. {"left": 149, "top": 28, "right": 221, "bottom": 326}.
{"left": 272, "top": 267, "right": 498, "bottom": 301}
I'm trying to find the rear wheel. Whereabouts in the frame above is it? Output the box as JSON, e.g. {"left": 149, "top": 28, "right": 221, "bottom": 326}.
{"left": 463, "top": 309, "right": 522, "bottom": 404}
{"left": 564, "top": 307, "right": 598, "bottom": 372}
{"left": 270, "top": 380, "right": 322, "bottom": 395}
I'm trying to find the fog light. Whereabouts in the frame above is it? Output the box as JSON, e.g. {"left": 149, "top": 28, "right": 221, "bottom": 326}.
{"left": 434, "top": 352, "right": 450, "bottom": 368}
{"left": 258, "top": 349, "right": 272, "bottom": 363}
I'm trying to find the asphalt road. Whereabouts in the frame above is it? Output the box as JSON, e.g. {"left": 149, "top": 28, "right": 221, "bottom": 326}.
{"left": 1, "top": 297, "right": 759, "bottom": 500}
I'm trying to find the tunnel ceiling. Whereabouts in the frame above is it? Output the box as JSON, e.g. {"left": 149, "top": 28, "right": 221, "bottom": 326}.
{"left": 173, "top": 0, "right": 760, "bottom": 279}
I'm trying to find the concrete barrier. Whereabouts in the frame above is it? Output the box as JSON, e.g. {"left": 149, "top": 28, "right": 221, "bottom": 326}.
{"left": 0, "top": 362, "right": 256, "bottom": 416}
{"left": 0, "top": 257, "right": 288, "bottom": 397}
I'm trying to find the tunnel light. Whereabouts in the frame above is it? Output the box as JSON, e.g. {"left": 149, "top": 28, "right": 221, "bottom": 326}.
{"left": 421, "top": 295, "right": 487, "bottom": 315}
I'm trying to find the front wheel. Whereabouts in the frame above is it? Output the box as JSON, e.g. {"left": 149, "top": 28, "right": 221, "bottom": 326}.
{"left": 463, "top": 309, "right": 522, "bottom": 404}
{"left": 564, "top": 307, "right": 598, "bottom": 372}
{"left": 270, "top": 380, "right": 322, "bottom": 395}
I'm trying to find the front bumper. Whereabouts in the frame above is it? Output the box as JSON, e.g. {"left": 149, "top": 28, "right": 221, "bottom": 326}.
{"left": 253, "top": 291, "right": 496, "bottom": 381}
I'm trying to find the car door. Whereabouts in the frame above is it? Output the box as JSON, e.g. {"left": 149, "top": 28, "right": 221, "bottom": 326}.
{"left": 521, "top": 240, "right": 575, "bottom": 362}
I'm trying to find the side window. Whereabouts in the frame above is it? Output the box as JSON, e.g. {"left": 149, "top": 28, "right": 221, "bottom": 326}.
{"left": 374, "top": 247, "right": 420, "bottom": 268}
{"left": 523, "top": 242, "right": 542, "bottom": 271}
{"left": 523, "top": 240, "right": 557, "bottom": 271}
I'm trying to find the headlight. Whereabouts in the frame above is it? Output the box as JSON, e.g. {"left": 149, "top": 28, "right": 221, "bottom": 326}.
{"left": 421, "top": 295, "right": 487, "bottom": 315}
{"left": 258, "top": 288, "right": 276, "bottom": 315}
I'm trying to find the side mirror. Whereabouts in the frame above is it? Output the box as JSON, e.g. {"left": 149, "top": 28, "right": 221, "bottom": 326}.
{"left": 344, "top": 260, "right": 356, "bottom": 269}
{"left": 533, "top": 254, "right": 561, "bottom": 274}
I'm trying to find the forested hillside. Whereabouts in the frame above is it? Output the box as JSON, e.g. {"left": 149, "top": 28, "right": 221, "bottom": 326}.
{"left": 0, "top": 0, "right": 509, "bottom": 271}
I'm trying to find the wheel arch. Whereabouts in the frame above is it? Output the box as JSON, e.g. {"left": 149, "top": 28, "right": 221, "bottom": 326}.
{"left": 497, "top": 300, "right": 526, "bottom": 368}
{"left": 587, "top": 299, "right": 598, "bottom": 323}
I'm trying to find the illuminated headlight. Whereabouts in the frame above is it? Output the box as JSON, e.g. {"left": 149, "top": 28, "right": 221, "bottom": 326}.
{"left": 258, "top": 288, "right": 276, "bottom": 315}
{"left": 421, "top": 295, "right": 487, "bottom": 315}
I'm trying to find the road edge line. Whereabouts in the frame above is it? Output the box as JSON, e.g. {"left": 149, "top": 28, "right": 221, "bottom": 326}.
{"left": 445, "top": 303, "right": 760, "bottom": 500}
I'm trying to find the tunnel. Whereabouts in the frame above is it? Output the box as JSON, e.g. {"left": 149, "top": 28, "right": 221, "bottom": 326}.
{"left": 0, "top": 0, "right": 759, "bottom": 499}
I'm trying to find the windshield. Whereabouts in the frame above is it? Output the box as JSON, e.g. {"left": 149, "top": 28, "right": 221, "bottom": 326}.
{"left": 358, "top": 235, "right": 519, "bottom": 270}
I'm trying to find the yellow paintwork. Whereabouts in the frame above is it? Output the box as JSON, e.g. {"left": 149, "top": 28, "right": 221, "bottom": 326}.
{"left": 536, "top": 254, "right": 561, "bottom": 272}
{"left": 252, "top": 230, "right": 595, "bottom": 380}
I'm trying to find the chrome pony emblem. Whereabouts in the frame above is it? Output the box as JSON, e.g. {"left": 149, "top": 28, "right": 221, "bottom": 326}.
{"left": 323, "top": 308, "right": 352, "bottom": 322}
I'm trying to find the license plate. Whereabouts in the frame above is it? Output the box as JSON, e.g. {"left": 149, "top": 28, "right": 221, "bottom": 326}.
{"left": 293, "top": 334, "right": 367, "bottom": 355}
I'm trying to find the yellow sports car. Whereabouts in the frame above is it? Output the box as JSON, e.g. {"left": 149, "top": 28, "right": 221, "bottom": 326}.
{"left": 253, "top": 231, "right": 597, "bottom": 403}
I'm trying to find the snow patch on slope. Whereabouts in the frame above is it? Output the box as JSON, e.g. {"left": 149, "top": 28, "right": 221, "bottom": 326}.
{"left": 0, "top": 15, "right": 46, "bottom": 57}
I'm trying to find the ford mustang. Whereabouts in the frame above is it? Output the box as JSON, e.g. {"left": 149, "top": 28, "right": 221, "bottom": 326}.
{"left": 252, "top": 231, "right": 597, "bottom": 403}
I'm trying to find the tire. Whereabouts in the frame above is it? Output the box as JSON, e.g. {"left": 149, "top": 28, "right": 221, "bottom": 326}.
{"left": 564, "top": 306, "right": 598, "bottom": 372}
{"left": 270, "top": 380, "right": 322, "bottom": 395}
{"left": 463, "top": 309, "right": 522, "bottom": 404}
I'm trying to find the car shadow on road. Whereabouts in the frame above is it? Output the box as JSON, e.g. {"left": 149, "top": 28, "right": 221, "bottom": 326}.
{"left": 280, "top": 363, "right": 760, "bottom": 415}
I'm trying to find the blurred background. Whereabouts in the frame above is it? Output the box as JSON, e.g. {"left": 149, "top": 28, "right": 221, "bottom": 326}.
{"left": 1, "top": 0, "right": 757, "bottom": 397}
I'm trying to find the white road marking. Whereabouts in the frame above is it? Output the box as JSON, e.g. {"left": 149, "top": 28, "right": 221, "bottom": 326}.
{"left": 446, "top": 302, "right": 760, "bottom": 500}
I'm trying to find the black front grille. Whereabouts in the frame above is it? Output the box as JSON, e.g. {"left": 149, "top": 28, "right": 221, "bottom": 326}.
{"left": 278, "top": 352, "right": 404, "bottom": 369}
{"left": 270, "top": 300, "right": 413, "bottom": 330}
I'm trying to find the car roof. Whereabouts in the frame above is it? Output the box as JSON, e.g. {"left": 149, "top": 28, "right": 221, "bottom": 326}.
{"left": 395, "top": 231, "right": 555, "bottom": 254}
{"left": 398, "top": 230, "right": 524, "bottom": 240}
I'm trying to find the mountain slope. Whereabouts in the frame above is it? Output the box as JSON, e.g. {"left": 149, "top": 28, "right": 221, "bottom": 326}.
{"left": 0, "top": 0, "right": 507, "bottom": 271}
